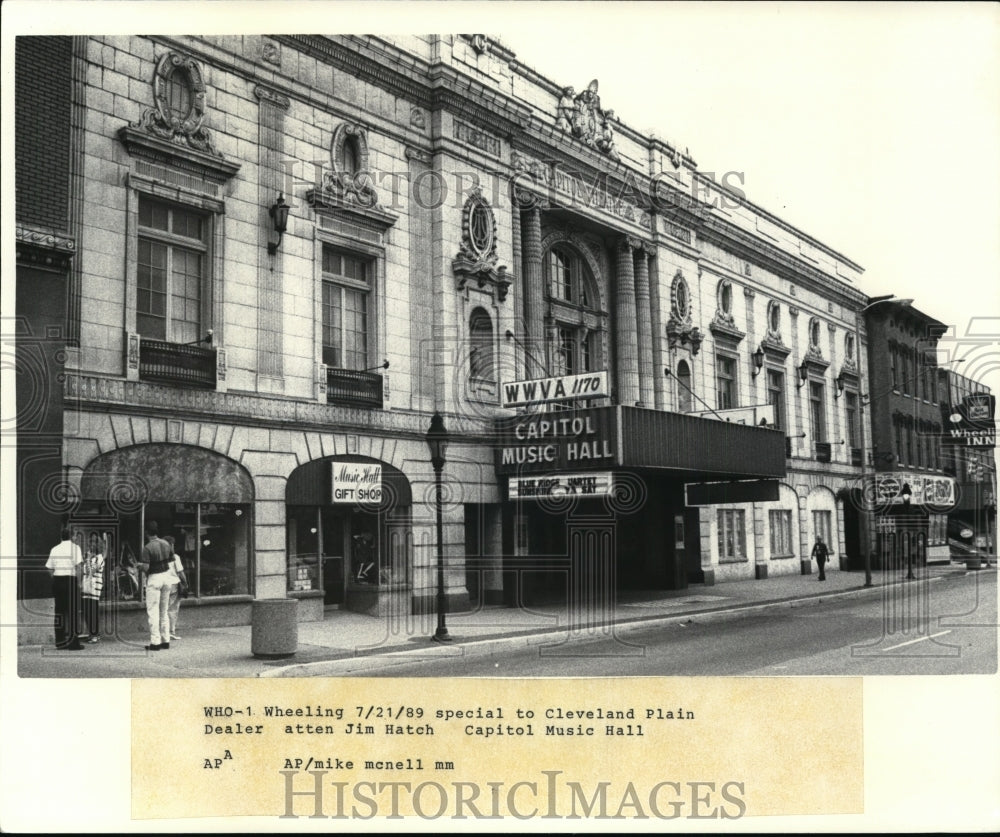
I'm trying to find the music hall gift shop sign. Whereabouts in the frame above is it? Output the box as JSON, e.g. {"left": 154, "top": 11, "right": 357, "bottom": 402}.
{"left": 332, "top": 462, "right": 382, "bottom": 503}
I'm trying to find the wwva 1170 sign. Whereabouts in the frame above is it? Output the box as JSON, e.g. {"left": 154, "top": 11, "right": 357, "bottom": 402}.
{"left": 502, "top": 370, "right": 609, "bottom": 408}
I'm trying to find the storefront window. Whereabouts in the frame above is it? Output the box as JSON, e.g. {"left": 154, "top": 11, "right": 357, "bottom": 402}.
{"left": 94, "top": 501, "right": 251, "bottom": 601}
{"left": 812, "top": 510, "right": 832, "bottom": 548}
{"left": 718, "top": 509, "right": 746, "bottom": 562}
{"left": 769, "top": 510, "right": 793, "bottom": 556}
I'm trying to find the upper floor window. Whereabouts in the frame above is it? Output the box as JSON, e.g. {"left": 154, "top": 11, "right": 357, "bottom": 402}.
{"left": 321, "top": 246, "right": 372, "bottom": 370}
{"left": 845, "top": 390, "right": 860, "bottom": 449}
{"left": 136, "top": 196, "right": 207, "bottom": 344}
{"left": 469, "top": 307, "right": 495, "bottom": 383}
{"left": 676, "top": 359, "right": 693, "bottom": 413}
{"left": 809, "top": 380, "right": 826, "bottom": 442}
{"left": 548, "top": 248, "right": 591, "bottom": 307}
{"left": 716, "top": 354, "right": 738, "bottom": 410}
{"left": 766, "top": 368, "right": 786, "bottom": 431}
{"left": 545, "top": 244, "right": 603, "bottom": 376}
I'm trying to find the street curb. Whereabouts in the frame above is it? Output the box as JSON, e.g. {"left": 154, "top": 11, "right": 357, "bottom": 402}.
{"left": 261, "top": 570, "right": 974, "bottom": 677}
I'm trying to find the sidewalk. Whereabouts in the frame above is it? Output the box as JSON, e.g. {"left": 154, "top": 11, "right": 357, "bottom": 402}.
{"left": 16, "top": 564, "right": 982, "bottom": 679}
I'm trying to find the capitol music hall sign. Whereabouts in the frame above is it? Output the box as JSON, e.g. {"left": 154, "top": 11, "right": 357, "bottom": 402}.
{"left": 496, "top": 407, "right": 618, "bottom": 474}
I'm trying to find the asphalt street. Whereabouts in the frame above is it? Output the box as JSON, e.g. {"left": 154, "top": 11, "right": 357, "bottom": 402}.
{"left": 364, "top": 570, "right": 998, "bottom": 677}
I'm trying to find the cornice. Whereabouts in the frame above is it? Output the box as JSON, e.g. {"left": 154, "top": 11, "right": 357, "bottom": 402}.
{"left": 117, "top": 126, "right": 241, "bottom": 184}
{"left": 275, "top": 35, "right": 433, "bottom": 108}
{"left": 699, "top": 215, "right": 864, "bottom": 311}
{"left": 16, "top": 225, "right": 77, "bottom": 272}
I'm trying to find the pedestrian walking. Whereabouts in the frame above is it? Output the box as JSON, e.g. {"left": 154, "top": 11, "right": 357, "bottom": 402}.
{"left": 81, "top": 532, "right": 107, "bottom": 643}
{"left": 812, "top": 535, "right": 829, "bottom": 581}
{"left": 164, "top": 535, "right": 189, "bottom": 641}
{"left": 46, "top": 526, "right": 84, "bottom": 650}
{"left": 138, "top": 521, "right": 174, "bottom": 650}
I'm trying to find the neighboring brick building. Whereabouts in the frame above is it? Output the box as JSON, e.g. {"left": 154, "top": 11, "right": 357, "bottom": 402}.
{"left": 14, "top": 35, "right": 81, "bottom": 599}
{"left": 15, "top": 34, "right": 875, "bottom": 636}
{"left": 860, "top": 300, "right": 956, "bottom": 565}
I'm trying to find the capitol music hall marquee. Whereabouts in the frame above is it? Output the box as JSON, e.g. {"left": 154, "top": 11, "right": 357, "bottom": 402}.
{"left": 495, "top": 391, "right": 786, "bottom": 601}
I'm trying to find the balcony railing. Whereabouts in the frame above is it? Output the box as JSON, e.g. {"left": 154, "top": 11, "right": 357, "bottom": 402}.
{"left": 327, "top": 367, "right": 384, "bottom": 409}
{"left": 814, "top": 441, "right": 832, "bottom": 463}
{"left": 139, "top": 338, "right": 216, "bottom": 388}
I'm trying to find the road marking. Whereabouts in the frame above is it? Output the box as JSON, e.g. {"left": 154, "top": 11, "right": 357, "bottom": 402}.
{"left": 882, "top": 630, "right": 951, "bottom": 651}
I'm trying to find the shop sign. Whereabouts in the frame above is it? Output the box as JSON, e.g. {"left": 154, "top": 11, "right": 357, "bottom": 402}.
{"left": 509, "top": 471, "right": 614, "bottom": 500}
{"left": 872, "top": 472, "right": 956, "bottom": 507}
{"left": 496, "top": 407, "right": 618, "bottom": 474}
{"left": 331, "top": 462, "right": 382, "bottom": 504}
{"left": 502, "top": 370, "right": 609, "bottom": 409}
{"left": 942, "top": 394, "right": 996, "bottom": 447}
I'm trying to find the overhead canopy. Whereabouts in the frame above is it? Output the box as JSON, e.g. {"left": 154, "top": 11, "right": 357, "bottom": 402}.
{"left": 81, "top": 443, "right": 253, "bottom": 504}
{"left": 286, "top": 455, "right": 412, "bottom": 508}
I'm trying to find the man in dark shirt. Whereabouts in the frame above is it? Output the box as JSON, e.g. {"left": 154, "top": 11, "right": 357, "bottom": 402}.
{"left": 138, "top": 521, "right": 174, "bottom": 650}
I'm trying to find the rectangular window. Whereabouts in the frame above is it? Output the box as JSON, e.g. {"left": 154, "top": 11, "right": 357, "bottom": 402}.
{"left": 322, "top": 245, "right": 371, "bottom": 370}
{"left": 890, "top": 346, "right": 899, "bottom": 390}
{"left": 717, "top": 509, "right": 747, "bottom": 563}
{"left": 812, "top": 510, "right": 832, "bottom": 549}
{"left": 769, "top": 509, "right": 793, "bottom": 557}
{"left": 928, "top": 514, "right": 947, "bottom": 546}
{"left": 766, "top": 369, "right": 786, "bottom": 430}
{"left": 716, "top": 355, "right": 737, "bottom": 410}
{"left": 557, "top": 327, "right": 576, "bottom": 376}
{"left": 137, "top": 196, "right": 206, "bottom": 343}
{"left": 845, "top": 391, "right": 859, "bottom": 448}
{"left": 809, "top": 381, "right": 826, "bottom": 442}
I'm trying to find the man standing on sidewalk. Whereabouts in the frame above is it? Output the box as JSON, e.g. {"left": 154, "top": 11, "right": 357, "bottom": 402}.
{"left": 138, "top": 521, "right": 173, "bottom": 650}
{"left": 46, "top": 526, "right": 84, "bottom": 650}
{"left": 812, "top": 535, "right": 829, "bottom": 581}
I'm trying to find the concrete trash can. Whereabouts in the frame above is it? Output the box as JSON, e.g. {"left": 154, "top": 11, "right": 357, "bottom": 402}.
{"left": 251, "top": 598, "right": 298, "bottom": 659}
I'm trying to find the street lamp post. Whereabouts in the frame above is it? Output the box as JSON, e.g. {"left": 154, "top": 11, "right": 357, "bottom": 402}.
{"left": 426, "top": 411, "right": 451, "bottom": 643}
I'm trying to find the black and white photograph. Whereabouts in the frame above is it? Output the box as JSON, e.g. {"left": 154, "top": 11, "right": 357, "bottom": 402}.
{"left": 2, "top": 1, "right": 998, "bottom": 832}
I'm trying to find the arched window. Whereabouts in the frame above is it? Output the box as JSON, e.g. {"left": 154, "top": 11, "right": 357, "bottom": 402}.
{"left": 469, "top": 308, "right": 494, "bottom": 383}
{"left": 676, "top": 360, "right": 693, "bottom": 413}
{"left": 544, "top": 245, "right": 602, "bottom": 376}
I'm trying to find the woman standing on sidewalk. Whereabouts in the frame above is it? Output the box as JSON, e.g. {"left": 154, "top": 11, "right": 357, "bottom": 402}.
{"left": 81, "top": 532, "right": 107, "bottom": 643}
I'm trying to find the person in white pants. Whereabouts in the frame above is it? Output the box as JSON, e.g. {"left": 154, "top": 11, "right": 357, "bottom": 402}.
{"left": 138, "top": 521, "right": 173, "bottom": 650}
{"left": 164, "top": 535, "right": 188, "bottom": 640}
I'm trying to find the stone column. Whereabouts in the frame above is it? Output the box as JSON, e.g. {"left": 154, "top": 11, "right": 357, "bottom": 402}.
{"left": 615, "top": 238, "right": 640, "bottom": 405}
{"left": 633, "top": 241, "right": 655, "bottom": 407}
{"left": 647, "top": 245, "right": 666, "bottom": 410}
{"left": 520, "top": 205, "right": 545, "bottom": 377}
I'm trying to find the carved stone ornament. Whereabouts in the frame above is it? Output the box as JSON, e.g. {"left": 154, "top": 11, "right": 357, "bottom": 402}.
{"left": 453, "top": 188, "right": 509, "bottom": 302}
{"left": 320, "top": 122, "right": 379, "bottom": 207}
{"left": 555, "top": 79, "right": 619, "bottom": 160}
{"left": 130, "top": 51, "right": 217, "bottom": 155}
{"left": 410, "top": 107, "right": 426, "bottom": 129}
{"left": 260, "top": 39, "right": 281, "bottom": 67}
{"left": 666, "top": 271, "right": 701, "bottom": 354}
{"left": 465, "top": 35, "right": 491, "bottom": 56}
{"left": 708, "top": 279, "right": 745, "bottom": 343}
{"left": 805, "top": 317, "right": 824, "bottom": 360}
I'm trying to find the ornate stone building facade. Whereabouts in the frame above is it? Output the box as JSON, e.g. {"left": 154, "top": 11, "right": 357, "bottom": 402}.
{"left": 15, "top": 34, "right": 874, "bottom": 636}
